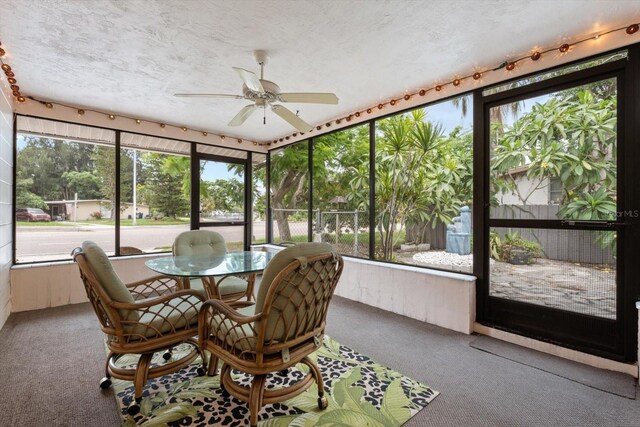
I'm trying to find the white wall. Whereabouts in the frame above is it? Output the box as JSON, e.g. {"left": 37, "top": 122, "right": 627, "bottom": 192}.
{"left": 255, "top": 245, "right": 476, "bottom": 334}
{"left": 497, "top": 175, "right": 550, "bottom": 206}
{"left": 11, "top": 255, "right": 160, "bottom": 311}
{"left": 335, "top": 257, "right": 476, "bottom": 334}
{"left": 0, "top": 83, "right": 14, "bottom": 330}
{"left": 12, "top": 247, "right": 477, "bottom": 335}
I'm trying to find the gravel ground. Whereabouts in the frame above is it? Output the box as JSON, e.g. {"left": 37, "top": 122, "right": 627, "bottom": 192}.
{"left": 400, "top": 249, "right": 615, "bottom": 319}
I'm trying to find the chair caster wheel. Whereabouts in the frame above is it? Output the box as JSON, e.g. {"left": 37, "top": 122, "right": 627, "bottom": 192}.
{"left": 127, "top": 403, "right": 140, "bottom": 415}
{"left": 318, "top": 396, "right": 328, "bottom": 410}
{"left": 99, "top": 377, "right": 112, "bottom": 389}
{"left": 196, "top": 366, "right": 206, "bottom": 376}
{"left": 162, "top": 350, "right": 172, "bottom": 361}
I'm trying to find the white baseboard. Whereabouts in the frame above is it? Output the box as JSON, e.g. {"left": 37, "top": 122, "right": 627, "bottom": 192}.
{"left": 473, "top": 323, "right": 638, "bottom": 378}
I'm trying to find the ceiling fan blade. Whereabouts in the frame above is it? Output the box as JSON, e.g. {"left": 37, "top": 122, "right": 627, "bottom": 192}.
{"left": 174, "top": 93, "right": 245, "bottom": 99}
{"left": 228, "top": 104, "right": 258, "bottom": 126}
{"left": 271, "top": 105, "right": 313, "bottom": 133}
{"left": 278, "top": 92, "right": 339, "bottom": 104}
{"left": 232, "top": 67, "right": 265, "bottom": 93}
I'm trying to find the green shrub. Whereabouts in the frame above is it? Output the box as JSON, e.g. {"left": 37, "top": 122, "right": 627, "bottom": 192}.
{"left": 491, "top": 231, "right": 541, "bottom": 262}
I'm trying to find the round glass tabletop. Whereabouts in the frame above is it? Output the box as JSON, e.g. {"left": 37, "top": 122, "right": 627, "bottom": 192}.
{"left": 145, "top": 251, "right": 275, "bottom": 277}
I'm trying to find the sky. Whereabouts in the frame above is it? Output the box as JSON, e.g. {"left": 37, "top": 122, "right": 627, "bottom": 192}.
{"left": 201, "top": 159, "right": 242, "bottom": 181}
{"left": 423, "top": 97, "right": 472, "bottom": 134}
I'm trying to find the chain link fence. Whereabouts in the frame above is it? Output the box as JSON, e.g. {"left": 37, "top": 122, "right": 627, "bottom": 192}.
{"left": 271, "top": 209, "right": 370, "bottom": 257}
{"left": 271, "top": 209, "right": 309, "bottom": 244}
{"left": 316, "top": 210, "right": 369, "bottom": 257}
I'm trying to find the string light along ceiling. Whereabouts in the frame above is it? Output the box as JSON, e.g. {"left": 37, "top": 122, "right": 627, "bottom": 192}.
{"left": 1, "top": 22, "right": 639, "bottom": 147}
{"left": 261, "top": 21, "right": 640, "bottom": 147}
{"left": 0, "top": 42, "right": 256, "bottom": 146}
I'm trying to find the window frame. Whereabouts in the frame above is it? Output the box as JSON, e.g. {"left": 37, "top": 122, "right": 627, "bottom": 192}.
{"left": 12, "top": 114, "right": 257, "bottom": 265}
{"left": 266, "top": 44, "right": 636, "bottom": 276}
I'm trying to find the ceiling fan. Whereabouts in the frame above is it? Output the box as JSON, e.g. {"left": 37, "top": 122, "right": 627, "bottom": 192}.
{"left": 174, "top": 50, "right": 339, "bottom": 133}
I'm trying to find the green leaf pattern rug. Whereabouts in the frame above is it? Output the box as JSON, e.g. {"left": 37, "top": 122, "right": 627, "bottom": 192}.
{"left": 114, "top": 336, "right": 439, "bottom": 426}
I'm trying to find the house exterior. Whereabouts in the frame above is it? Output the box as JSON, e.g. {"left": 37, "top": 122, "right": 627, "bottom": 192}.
{"left": 495, "top": 165, "right": 562, "bottom": 207}
{"left": 45, "top": 199, "right": 150, "bottom": 221}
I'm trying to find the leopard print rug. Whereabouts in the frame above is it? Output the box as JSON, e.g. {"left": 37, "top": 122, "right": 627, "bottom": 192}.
{"left": 113, "top": 336, "right": 439, "bottom": 426}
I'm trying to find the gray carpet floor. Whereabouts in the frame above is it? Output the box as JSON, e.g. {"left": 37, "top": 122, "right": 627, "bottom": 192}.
{"left": 469, "top": 335, "right": 636, "bottom": 399}
{"left": 0, "top": 297, "right": 639, "bottom": 426}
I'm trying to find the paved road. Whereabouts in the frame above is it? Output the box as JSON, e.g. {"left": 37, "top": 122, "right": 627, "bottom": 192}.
{"left": 15, "top": 223, "right": 268, "bottom": 262}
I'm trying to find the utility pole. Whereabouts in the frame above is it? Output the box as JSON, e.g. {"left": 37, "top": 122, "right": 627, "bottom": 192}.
{"left": 132, "top": 150, "right": 137, "bottom": 225}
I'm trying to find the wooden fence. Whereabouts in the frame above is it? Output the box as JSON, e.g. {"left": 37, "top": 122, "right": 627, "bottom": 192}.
{"left": 408, "top": 205, "right": 615, "bottom": 264}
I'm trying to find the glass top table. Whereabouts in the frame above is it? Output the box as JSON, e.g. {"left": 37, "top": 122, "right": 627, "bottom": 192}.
{"left": 145, "top": 251, "right": 275, "bottom": 302}
{"left": 145, "top": 251, "right": 276, "bottom": 277}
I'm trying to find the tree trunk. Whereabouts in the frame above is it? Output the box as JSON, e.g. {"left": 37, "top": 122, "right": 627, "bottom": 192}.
{"left": 271, "top": 169, "right": 304, "bottom": 242}
{"left": 275, "top": 210, "right": 292, "bottom": 241}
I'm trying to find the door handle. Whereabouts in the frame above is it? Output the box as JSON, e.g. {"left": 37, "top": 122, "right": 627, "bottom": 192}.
{"left": 561, "top": 220, "right": 616, "bottom": 228}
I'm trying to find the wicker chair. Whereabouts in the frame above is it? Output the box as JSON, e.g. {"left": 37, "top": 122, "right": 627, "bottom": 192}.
{"left": 198, "top": 242, "right": 344, "bottom": 427}
{"left": 173, "top": 230, "right": 255, "bottom": 302}
{"left": 72, "top": 241, "right": 205, "bottom": 415}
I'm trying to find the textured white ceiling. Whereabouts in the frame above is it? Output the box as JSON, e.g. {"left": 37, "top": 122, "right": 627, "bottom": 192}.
{"left": 1, "top": 0, "right": 639, "bottom": 142}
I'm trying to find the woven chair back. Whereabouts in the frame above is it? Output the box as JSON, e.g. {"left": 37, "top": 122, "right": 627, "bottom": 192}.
{"left": 255, "top": 243, "right": 343, "bottom": 351}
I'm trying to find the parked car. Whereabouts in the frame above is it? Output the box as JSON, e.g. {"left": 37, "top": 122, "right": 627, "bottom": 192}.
{"left": 16, "top": 208, "right": 51, "bottom": 222}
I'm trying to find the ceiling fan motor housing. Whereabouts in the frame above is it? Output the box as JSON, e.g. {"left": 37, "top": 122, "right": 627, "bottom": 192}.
{"left": 243, "top": 80, "right": 280, "bottom": 103}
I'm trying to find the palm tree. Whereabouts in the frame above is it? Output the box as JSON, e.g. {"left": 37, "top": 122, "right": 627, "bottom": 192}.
{"left": 451, "top": 93, "right": 523, "bottom": 126}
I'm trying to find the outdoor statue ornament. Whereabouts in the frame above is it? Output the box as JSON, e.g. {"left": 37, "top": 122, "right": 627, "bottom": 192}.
{"left": 446, "top": 206, "right": 471, "bottom": 255}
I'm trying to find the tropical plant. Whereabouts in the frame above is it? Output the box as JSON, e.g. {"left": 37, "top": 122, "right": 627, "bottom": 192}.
{"left": 489, "top": 231, "right": 502, "bottom": 260}
{"left": 490, "top": 87, "right": 617, "bottom": 253}
{"left": 559, "top": 186, "right": 616, "bottom": 221}
{"left": 355, "top": 110, "right": 472, "bottom": 261}
{"left": 499, "top": 232, "right": 541, "bottom": 261}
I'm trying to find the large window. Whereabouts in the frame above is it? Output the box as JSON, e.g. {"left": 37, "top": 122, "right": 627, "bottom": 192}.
{"left": 313, "top": 125, "right": 370, "bottom": 258}
{"left": 267, "top": 94, "right": 474, "bottom": 274}
{"left": 14, "top": 116, "right": 259, "bottom": 263}
{"left": 269, "top": 141, "right": 309, "bottom": 244}
{"left": 374, "top": 97, "right": 473, "bottom": 272}
{"left": 15, "top": 117, "right": 116, "bottom": 262}
{"left": 119, "top": 133, "right": 191, "bottom": 254}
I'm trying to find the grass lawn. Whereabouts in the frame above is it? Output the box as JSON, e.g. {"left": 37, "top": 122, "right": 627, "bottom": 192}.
{"left": 16, "top": 221, "right": 73, "bottom": 227}
{"left": 76, "top": 218, "right": 190, "bottom": 226}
